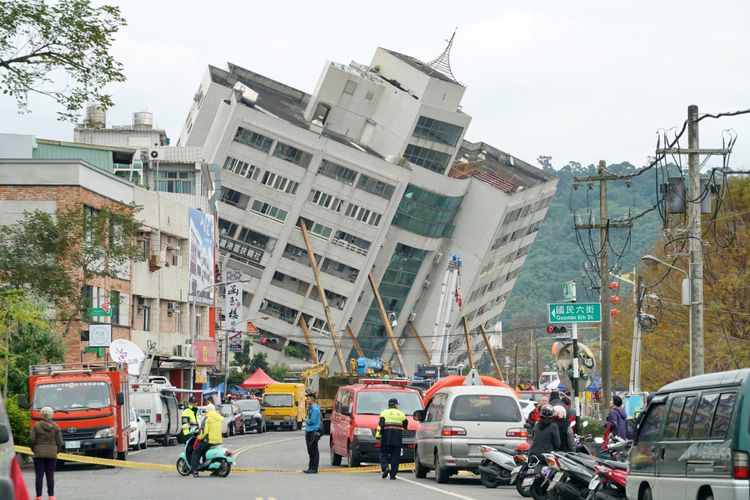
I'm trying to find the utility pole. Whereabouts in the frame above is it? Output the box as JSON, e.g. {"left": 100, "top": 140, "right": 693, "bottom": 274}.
{"left": 687, "top": 104, "right": 705, "bottom": 376}
{"left": 574, "top": 160, "right": 631, "bottom": 420}
{"left": 628, "top": 274, "right": 643, "bottom": 394}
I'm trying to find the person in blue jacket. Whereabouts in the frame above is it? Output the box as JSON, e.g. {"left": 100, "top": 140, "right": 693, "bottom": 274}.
{"left": 304, "top": 392, "right": 321, "bottom": 474}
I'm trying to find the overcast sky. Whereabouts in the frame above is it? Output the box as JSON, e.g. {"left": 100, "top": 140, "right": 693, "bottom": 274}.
{"left": 2, "top": 0, "right": 749, "bottom": 170}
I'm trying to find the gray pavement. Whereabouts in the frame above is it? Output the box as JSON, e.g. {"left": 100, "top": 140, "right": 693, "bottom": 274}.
{"left": 22, "top": 430, "right": 522, "bottom": 499}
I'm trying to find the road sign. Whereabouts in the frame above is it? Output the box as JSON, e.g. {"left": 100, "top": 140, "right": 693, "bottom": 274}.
{"left": 549, "top": 302, "right": 601, "bottom": 323}
{"left": 86, "top": 307, "right": 112, "bottom": 317}
{"left": 563, "top": 281, "right": 576, "bottom": 302}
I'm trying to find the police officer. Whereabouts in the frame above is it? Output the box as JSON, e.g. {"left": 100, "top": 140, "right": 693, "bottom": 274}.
{"left": 179, "top": 396, "right": 199, "bottom": 443}
{"left": 303, "top": 392, "right": 321, "bottom": 474}
{"left": 376, "top": 398, "right": 408, "bottom": 480}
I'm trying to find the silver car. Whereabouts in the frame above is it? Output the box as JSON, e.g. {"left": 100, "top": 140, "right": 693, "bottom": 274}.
{"left": 413, "top": 385, "right": 526, "bottom": 483}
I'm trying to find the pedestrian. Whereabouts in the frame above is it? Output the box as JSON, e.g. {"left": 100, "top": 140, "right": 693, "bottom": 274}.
{"left": 189, "top": 403, "right": 222, "bottom": 477}
{"left": 606, "top": 395, "right": 628, "bottom": 440}
{"left": 29, "top": 405, "right": 62, "bottom": 500}
{"left": 179, "top": 396, "right": 199, "bottom": 444}
{"left": 303, "top": 392, "right": 321, "bottom": 474}
{"left": 376, "top": 398, "right": 408, "bottom": 480}
{"left": 549, "top": 391, "right": 573, "bottom": 451}
{"left": 527, "top": 405, "right": 560, "bottom": 460}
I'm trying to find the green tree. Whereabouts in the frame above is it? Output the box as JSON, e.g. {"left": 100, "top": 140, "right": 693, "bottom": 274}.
{"left": 249, "top": 352, "right": 269, "bottom": 374}
{"left": 0, "top": 0, "right": 126, "bottom": 120}
{"left": 0, "top": 204, "right": 143, "bottom": 334}
{"left": 268, "top": 363, "right": 290, "bottom": 382}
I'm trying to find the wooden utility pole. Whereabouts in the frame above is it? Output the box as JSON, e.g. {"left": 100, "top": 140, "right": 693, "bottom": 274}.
{"left": 478, "top": 325, "right": 503, "bottom": 380}
{"left": 461, "top": 316, "right": 475, "bottom": 369}
{"left": 574, "top": 160, "right": 632, "bottom": 420}
{"left": 407, "top": 322, "right": 431, "bottom": 363}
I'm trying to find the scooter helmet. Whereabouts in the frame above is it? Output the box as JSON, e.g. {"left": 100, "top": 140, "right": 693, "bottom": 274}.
{"left": 553, "top": 405, "right": 567, "bottom": 420}
{"left": 540, "top": 405, "right": 556, "bottom": 419}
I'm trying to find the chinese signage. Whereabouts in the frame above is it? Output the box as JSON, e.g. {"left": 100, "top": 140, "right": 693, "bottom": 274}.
{"left": 548, "top": 303, "right": 602, "bottom": 323}
{"left": 193, "top": 340, "right": 217, "bottom": 366}
{"left": 89, "top": 324, "right": 112, "bottom": 347}
{"left": 196, "top": 367, "right": 208, "bottom": 384}
{"left": 219, "top": 236, "right": 263, "bottom": 264}
{"left": 188, "top": 208, "right": 215, "bottom": 306}
{"left": 225, "top": 280, "right": 244, "bottom": 353}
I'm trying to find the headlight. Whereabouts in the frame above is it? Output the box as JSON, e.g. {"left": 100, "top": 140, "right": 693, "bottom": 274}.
{"left": 353, "top": 427, "right": 373, "bottom": 436}
{"left": 95, "top": 427, "right": 115, "bottom": 438}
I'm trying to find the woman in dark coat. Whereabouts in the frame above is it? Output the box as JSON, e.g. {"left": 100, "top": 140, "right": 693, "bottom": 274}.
{"left": 527, "top": 405, "right": 561, "bottom": 460}
{"left": 29, "top": 405, "right": 62, "bottom": 500}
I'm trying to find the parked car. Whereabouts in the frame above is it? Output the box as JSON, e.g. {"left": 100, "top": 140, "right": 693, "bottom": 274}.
{"left": 234, "top": 398, "right": 266, "bottom": 433}
{"left": 128, "top": 408, "right": 148, "bottom": 450}
{"left": 0, "top": 395, "right": 29, "bottom": 499}
{"left": 628, "top": 369, "right": 750, "bottom": 500}
{"left": 219, "top": 403, "right": 245, "bottom": 436}
{"left": 413, "top": 385, "right": 526, "bottom": 483}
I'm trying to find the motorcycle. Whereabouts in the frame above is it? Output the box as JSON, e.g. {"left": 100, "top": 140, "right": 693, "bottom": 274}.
{"left": 586, "top": 464, "right": 628, "bottom": 499}
{"left": 478, "top": 445, "right": 525, "bottom": 488}
{"left": 176, "top": 430, "right": 235, "bottom": 477}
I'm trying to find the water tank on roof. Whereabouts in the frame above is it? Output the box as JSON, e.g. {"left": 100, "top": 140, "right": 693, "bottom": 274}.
{"left": 132, "top": 112, "right": 153, "bottom": 130}
{"left": 85, "top": 105, "right": 106, "bottom": 128}
{"left": 233, "top": 82, "right": 258, "bottom": 106}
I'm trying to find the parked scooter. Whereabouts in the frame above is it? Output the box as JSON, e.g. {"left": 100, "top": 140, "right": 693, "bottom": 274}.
{"left": 478, "top": 445, "right": 526, "bottom": 488}
{"left": 586, "top": 464, "right": 628, "bottom": 499}
{"left": 176, "top": 430, "right": 235, "bottom": 477}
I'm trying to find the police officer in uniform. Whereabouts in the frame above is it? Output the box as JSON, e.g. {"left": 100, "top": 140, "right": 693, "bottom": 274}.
{"left": 376, "top": 398, "right": 408, "bottom": 480}
{"left": 179, "top": 396, "right": 199, "bottom": 444}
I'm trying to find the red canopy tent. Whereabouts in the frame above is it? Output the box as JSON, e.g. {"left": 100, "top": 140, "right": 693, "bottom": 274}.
{"left": 240, "top": 368, "right": 278, "bottom": 389}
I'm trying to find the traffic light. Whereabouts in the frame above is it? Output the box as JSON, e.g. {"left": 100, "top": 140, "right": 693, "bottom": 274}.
{"left": 260, "top": 337, "right": 278, "bottom": 346}
{"left": 546, "top": 325, "right": 568, "bottom": 334}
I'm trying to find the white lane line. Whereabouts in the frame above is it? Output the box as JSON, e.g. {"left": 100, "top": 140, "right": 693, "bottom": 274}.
{"left": 396, "top": 476, "right": 477, "bottom": 500}
{"left": 128, "top": 450, "right": 141, "bottom": 456}
{"left": 234, "top": 436, "right": 300, "bottom": 458}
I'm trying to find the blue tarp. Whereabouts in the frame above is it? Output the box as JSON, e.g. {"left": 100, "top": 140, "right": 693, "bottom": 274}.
{"left": 586, "top": 376, "right": 601, "bottom": 392}
{"left": 203, "top": 383, "right": 250, "bottom": 396}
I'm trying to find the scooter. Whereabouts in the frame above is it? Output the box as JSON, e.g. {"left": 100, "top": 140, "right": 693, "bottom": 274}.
{"left": 586, "top": 464, "right": 628, "bottom": 499}
{"left": 176, "top": 430, "right": 235, "bottom": 477}
{"left": 478, "top": 445, "right": 524, "bottom": 488}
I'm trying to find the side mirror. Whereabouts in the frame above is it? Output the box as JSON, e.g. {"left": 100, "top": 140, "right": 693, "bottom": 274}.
{"left": 117, "top": 392, "right": 125, "bottom": 406}
{"left": 0, "top": 424, "right": 10, "bottom": 444}
{"left": 412, "top": 410, "right": 425, "bottom": 422}
{"left": 18, "top": 394, "right": 29, "bottom": 409}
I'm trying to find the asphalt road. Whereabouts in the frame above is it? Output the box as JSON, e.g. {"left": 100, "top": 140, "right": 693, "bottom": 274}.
{"left": 22, "top": 430, "right": 524, "bottom": 500}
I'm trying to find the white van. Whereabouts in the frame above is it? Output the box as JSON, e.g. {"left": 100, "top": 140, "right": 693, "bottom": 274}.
{"left": 130, "top": 383, "right": 180, "bottom": 445}
{"left": 413, "top": 385, "right": 526, "bottom": 483}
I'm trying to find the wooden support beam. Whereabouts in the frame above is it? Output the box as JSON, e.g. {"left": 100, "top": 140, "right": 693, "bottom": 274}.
{"left": 479, "top": 324, "right": 503, "bottom": 380}
{"left": 367, "top": 272, "right": 406, "bottom": 373}
{"left": 297, "top": 315, "right": 319, "bottom": 364}
{"left": 462, "top": 316, "right": 475, "bottom": 369}
{"left": 407, "top": 322, "right": 431, "bottom": 363}
{"left": 345, "top": 325, "right": 364, "bottom": 358}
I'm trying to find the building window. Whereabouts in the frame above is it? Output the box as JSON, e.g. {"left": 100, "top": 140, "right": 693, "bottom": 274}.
{"left": 344, "top": 203, "right": 382, "bottom": 227}
{"left": 332, "top": 230, "right": 371, "bottom": 255}
{"left": 220, "top": 187, "right": 249, "bottom": 209}
{"left": 234, "top": 127, "right": 273, "bottom": 152}
{"left": 218, "top": 218, "right": 239, "bottom": 238}
{"left": 343, "top": 80, "right": 357, "bottom": 95}
{"left": 412, "top": 116, "right": 464, "bottom": 147}
{"left": 356, "top": 174, "right": 395, "bottom": 199}
{"left": 318, "top": 159, "right": 357, "bottom": 185}
{"left": 392, "top": 184, "right": 462, "bottom": 238}
{"left": 138, "top": 298, "right": 151, "bottom": 331}
{"left": 308, "top": 189, "right": 343, "bottom": 212}
{"left": 261, "top": 171, "right": 299, "bottom": 195}
{"left": 273, "top": 142, "right": 312, "bottom": 168}
{"left": 403, "top": 144, "right": 451, "bottom": 173}
{"left": 223, "top": 156, "right": 250, "bottom": 177}
{"left": 110, "top": 291, "right": 121, "bottom": 325}
{"left": 157, "top": 170, "right": 194, "bottom": 193}
{"left": 237, "top": 227, "right": 276, "bottom": 252}
{"left": 310, "top": 222, "right": 333, "bottom": 239}
{"left": 312, "top": 102, "right": 331, "bottom": 124}
{"left": 250, "top": 199, "right": 288, "bottom": 223}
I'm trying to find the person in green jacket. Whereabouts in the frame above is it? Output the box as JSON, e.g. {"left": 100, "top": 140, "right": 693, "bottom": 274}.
{"left": 29, "top": 406, "right": 63, "bottom": 500}
{"left": 376, "top": 398, "right": 408, "bottom": 480}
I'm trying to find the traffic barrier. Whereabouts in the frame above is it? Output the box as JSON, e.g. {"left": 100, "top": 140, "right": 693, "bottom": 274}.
{"left": 14, "top": 446, "right": 411, "bottom": 473}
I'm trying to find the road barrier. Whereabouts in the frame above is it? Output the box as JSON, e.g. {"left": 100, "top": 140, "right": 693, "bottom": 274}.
{"left": 14, "top": 446, "right": 411, "bottom": 473}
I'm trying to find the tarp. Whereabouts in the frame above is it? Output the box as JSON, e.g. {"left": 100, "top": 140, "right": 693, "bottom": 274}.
{"left": 202, "top": 382, "right": 250, "bottom": 396}
{"left": 585, "top": 376, "right": 601, "bottom": 392}
{"left": 423, "top": 374, "right": 518, "bottom": 407}
{"left": 240, "top": 368, "right": 278, "bottom": 389}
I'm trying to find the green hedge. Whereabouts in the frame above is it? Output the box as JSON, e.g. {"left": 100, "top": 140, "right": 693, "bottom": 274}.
{"left": 580, "top": 416, "right": 604, "bottom": 437}
{"left": 5, "top": 395, "right": 30, "bottom": 446}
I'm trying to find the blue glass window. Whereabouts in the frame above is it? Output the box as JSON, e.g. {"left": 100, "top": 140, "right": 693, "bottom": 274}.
{"left": 412, "top": 116, "right": 463, "bottom": 146}
{"left": 403, "top": 144, "right": 451, "bottom": 173}
{"left": 392, "top": 184, "right": 462, "bottom": 238}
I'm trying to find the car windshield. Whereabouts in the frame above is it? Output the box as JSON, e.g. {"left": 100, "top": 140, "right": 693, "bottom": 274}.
{"left": 219, "top": 404, "right": 235, "bottom": 416}
{"left": 235, "top": 399, "right": 260, "bottom": 411}
{"left": 263, "top": 394, "right": 293, "bottom": 407}
{"left": 449, "top": 395, "right": 521, "bottom": 422}
{"left": 355, "top": 391, "right": 422, "bottom": 415}
{"left": 33, "top": 381, "right": 111, "bottom": 410}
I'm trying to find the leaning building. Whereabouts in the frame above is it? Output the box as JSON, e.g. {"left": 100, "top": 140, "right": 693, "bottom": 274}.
{"left": 177, "top": 40, "right": 557, "bottom": 375}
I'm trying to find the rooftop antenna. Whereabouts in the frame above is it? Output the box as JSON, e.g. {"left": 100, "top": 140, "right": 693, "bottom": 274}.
{"left": 424, "top": 28, "right": 462, "bottom": 85}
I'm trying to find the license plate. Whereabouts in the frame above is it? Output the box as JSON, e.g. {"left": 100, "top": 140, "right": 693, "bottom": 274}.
{"left": 65, "top": 441, "right": 81, "bottom": 450}
{"left": 522, "top": 477, "right": 534, "bottom": 487}
{"left": 589, "top": 477, "right": 600, "bottom": 490}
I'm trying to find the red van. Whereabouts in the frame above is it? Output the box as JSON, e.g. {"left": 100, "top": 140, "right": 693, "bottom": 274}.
{"left": 329, "top": 379, "right": 423, "bottom": 467}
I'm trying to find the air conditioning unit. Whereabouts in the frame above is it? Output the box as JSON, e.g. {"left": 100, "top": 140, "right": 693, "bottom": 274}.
{"left": 149, "top": 253, "right": 162, "bottom": 271}
{"left": 167, "top": 302, "right": 180, "bottom": 316}
{"left": 136, "top": 296, "right": 146, "bottom": 309}
{"left": 174, "top": 344, "right": 192, "bottom": 357}
{"left": 433, "top": 252, "right": 443, "bottom": 265}
{"left": 161, "top": 250, "right": 169, "bottom": 267}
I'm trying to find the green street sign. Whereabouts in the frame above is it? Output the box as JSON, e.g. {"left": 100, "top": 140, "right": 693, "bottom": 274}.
{"left": 548, "top": 302, "right": 601, "bottom": 323}
{"left": 87, "top": 307, "right": 112, "bottom": 317}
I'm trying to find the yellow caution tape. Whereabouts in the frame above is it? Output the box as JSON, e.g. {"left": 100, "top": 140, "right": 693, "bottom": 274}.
{"left": 15, "top": 446, "right": 411, "bottom": 473}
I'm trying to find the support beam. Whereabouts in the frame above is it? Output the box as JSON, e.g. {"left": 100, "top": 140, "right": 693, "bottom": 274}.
{"left": 462, "top": 316, "right": 475, "bottom": 369}
{"left": 407, "top": 322, "right": 431, "bottom": 363}
{"left": 367, "top": 272, "right": 406, "bottom": 374}
{"left": 345, "top": 325, "right": 364, "bottom": 359}
{"left": 298, "top": 220, "right": 346, "bottom": 373}
{"left": 479, "top": 325, "right": 503, "bottom": 380}
{"left": 297, "top": 315, "right": 319, "bottom": 364}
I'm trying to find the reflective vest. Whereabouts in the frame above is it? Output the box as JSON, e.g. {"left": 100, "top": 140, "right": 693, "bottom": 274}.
{"left": 376, "top": 407, "right": 407, "bottom": 447}
{"left": 181, "top": 406, "right": 197, "bottom": 435}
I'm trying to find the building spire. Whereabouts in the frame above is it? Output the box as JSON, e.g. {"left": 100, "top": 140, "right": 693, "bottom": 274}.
{"left": 425, "top": 29, "right": 462, "bottom": 85}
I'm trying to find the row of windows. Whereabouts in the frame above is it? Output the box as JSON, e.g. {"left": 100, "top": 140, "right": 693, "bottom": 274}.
{"left": 235, "top": 127, "right": 273, "bottom": 152}
{"left": 412, "top": 115, "right": 464, "bottom": 147}
{"left": 261, "top": 171, "right": 299, "bottom": 194}
{"left": 639, "top": 391, "right": 737, "bottom": 443}
{"left": 234, "top": 127, "right": 313, "bottom": 169}
{"left": 156, "top": 170, "right": 194, "bottom": 194}
{"left": 318, "top": 159, "right": 357, "bottom": 185}
{"left": 273, "top": 142, "right": 312, "bottom": 168}
{"left": 357, "top": 174, "right": 395, "bottom": 200}
{"left": 223, "top": 156, "right": 261, "bottom": 180}
{"left": 403, "top": 144, "right": 452, "bottom": 173}
{"left": 392, "top": 184, "right": 463, "bottom": 239}
{"left": 250, "top": 199, "right": 288, "bottom": 223}
{"left": 308, "top": 189, "right": 344, "bottom": 212}
{"left": 344, "top": 203, "right": 382, "bottom": 227}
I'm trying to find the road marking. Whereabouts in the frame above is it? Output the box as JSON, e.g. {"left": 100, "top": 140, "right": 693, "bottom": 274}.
{"left": 234, "top": 436, "right": 300, "bottom": 458}
{"left": 396, "top": 476, "right": 477, "bottom": 500}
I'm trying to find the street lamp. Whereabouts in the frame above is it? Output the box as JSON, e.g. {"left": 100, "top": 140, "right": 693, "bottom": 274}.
{"left": 222, "top": 315, "right": 269, "bottom": 398}
{"left": 641, "top": 254, "right": 694, "bottom": 375}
